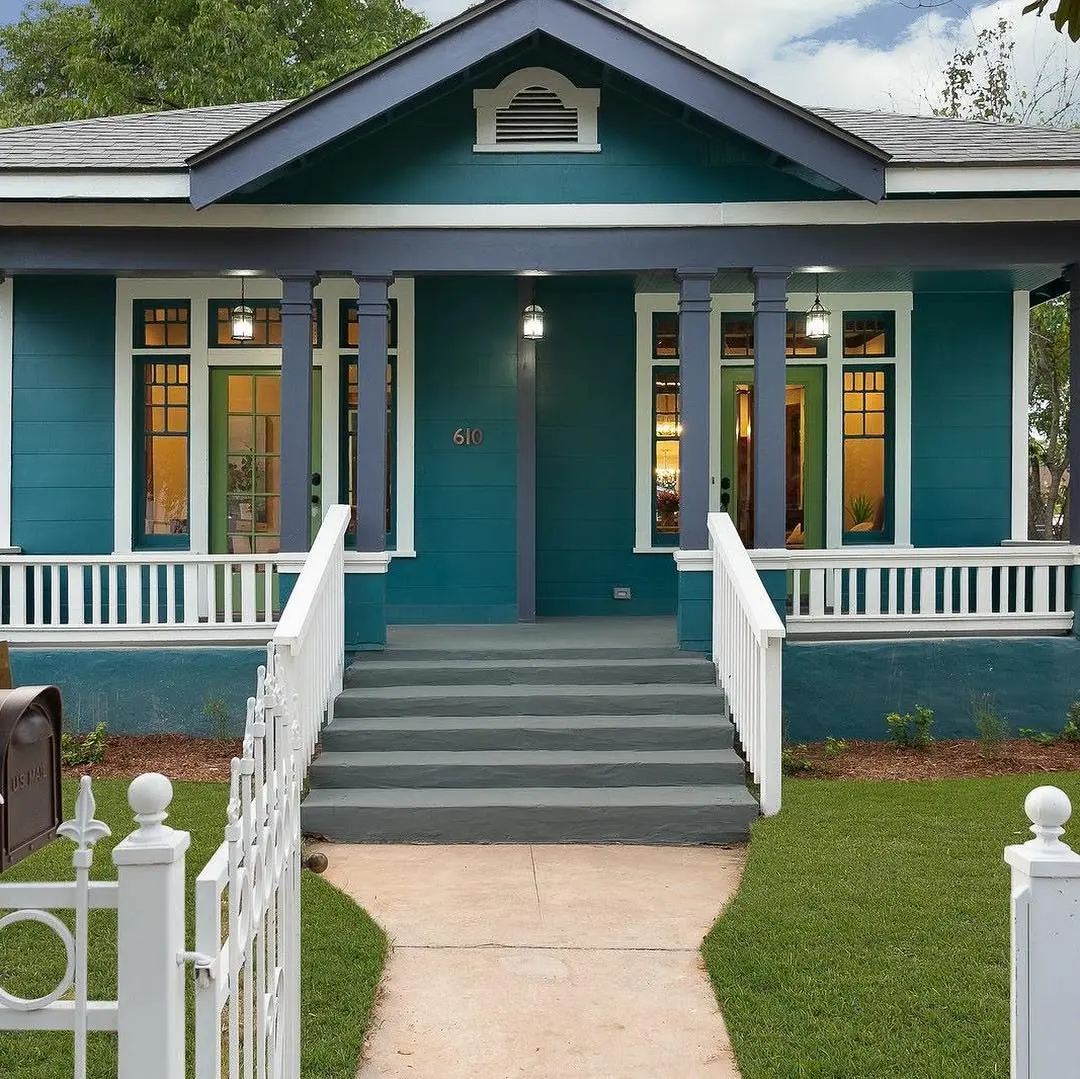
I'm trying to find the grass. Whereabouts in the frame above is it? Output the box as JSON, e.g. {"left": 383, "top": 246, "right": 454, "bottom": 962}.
{"left": 0, "top": 778, "right": 387, "bottom": 1079}
{"left": 703, "top": 772, "right": 1080, "bottom": 1079}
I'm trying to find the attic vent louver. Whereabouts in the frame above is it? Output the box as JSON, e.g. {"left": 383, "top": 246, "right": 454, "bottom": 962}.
{"left": 474, "top": 67, "right": 600, "bottom": 154}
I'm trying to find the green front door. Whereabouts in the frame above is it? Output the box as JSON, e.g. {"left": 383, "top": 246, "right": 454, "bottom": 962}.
{"left": 210, "top": 368, "right": 322, "bottom": 554}
{"left": 720, "top": 365, "right": 825, "bottom": 549}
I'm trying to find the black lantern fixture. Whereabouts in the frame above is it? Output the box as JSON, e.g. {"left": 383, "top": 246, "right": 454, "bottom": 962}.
{"left": 522, "top": 303, "right": 545, "bottom": 341}
{"left": 230, "top": 276, "right": 255, "bottom": 342}
{"left": 805, "top": 274, "right": 830, "bottom": 341}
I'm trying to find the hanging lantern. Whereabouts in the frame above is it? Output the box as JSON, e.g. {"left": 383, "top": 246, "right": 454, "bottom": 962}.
{"left": 805, "top": 275, "right": 830, "bottom": 341}
{"left": 231, "top": 277, "right": 255, "bottom": 342}
{"left": 522, "top": 304, "right": 545, "bottom": 341}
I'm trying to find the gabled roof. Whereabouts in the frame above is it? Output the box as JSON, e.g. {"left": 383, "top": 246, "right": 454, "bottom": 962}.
{"left": 185, "top": 0, "right": 889, "bottom": 207}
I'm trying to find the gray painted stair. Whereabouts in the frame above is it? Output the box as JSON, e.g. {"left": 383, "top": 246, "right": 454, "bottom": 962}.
{"left": 302, "top": 644, "right": 757, "bottom": 845}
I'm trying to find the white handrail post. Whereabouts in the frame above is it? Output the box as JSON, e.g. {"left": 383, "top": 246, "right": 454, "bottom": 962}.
{"left": 112, "top": 773, "right": 191, "bottom": 1079}
{"left": 760, "top": 635, "right": 783, "bottom": 816}
{"left": 1005, "top": 786, "right": 1080, "bottom": 1079}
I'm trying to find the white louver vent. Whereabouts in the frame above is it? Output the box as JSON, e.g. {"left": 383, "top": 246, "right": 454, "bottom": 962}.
{"left": 495, "top": 86, "right": 579, "bottom": 144}
{"left": 474, "top": 67, "right": 601, "bottom": 153}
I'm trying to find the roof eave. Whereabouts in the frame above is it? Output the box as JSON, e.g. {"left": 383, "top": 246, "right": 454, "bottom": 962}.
{"left": 188, "top": 0, "right": 888, "bottom": 209}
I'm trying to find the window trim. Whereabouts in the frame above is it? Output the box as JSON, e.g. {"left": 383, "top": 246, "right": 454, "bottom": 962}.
{"left": 841, "top": 364, "right": 894, "bottom": 545}
{"left": 133, "top": 356, "right": 190, "bottom": 550}
{"left": 473, "top": 67, "right": 601, "bottom": 154}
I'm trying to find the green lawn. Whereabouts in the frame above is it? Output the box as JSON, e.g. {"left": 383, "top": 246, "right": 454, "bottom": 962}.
{"left": 704, "top": 773, "right": 1080, "bottom": 1079}
{"left": 0, "top": 778, "right": 386, "bottom": 1079}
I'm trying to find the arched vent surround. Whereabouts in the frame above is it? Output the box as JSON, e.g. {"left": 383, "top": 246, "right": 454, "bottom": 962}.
{"left": 495, "top": 86, "right": 579, "bottom": 144}
{"left": 474, "top": 67, "right": 601, "bottom": 153}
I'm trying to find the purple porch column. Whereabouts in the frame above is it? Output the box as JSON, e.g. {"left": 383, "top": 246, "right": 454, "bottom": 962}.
{"left": 678, "top": 270, "right": 716, "bottom": 550}
{"left": 354, "top": 274, "right": 393, "bottom": 553}
{"left": 752, "top": 268, "right": 790, "bottom": 550}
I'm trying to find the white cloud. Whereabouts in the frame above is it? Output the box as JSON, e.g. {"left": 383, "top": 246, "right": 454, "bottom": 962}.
{"left": 411, "top": 0, "right": 1079, "bottom": 116}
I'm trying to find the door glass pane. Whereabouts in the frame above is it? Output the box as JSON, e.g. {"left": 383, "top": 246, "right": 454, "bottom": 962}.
{"left": 225, "top": 372, "right": 281, "bottom": 555}
{"left": 733, "top": 383, "right": 809, "bottom": 549}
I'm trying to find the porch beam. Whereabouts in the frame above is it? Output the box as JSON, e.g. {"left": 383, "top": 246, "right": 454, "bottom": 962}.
{"left": 10, "top": 223, "right": 1080, "bottom": 275}
{"left": 678, "top": 269, "right": 715, "bottom": 550}
{"left": 354, "top": 274, "right": 393, "bottom": 553}
{"left": 280, "top": 274, "right": 318, "bottom": 553}
{"left": 753, "top": 268, "right": 790, "bottom": 550}
{"left": 1068, "top": 264, "right": 1080, "bottom": 545}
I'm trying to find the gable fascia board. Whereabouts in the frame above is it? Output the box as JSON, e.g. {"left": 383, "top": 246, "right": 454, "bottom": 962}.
{"left": 188, "top": 0, "right": 887, "bottom": 209}
{"left": 0, "top": 170, "right": 189, "bottom": 199}
{"left": 887, "top": 164, "right": 1080, "bottom": 195}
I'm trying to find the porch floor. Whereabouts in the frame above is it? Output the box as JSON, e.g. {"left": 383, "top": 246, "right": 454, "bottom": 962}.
{"left": 386, "top": 616, "right": 680, "bottom": 654}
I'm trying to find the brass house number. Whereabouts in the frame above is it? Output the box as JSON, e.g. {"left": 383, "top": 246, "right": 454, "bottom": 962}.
{"left": 453, "top": 427, "right": 484, "bottom": 446}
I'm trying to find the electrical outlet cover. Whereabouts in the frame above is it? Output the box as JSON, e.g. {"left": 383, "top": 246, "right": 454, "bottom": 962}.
{"left": 613, "top": 587, "right": 632, "bottom": 601}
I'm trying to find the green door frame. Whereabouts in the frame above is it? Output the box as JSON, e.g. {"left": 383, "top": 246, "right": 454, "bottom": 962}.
{"left": 209, "top": 367, "right": 323, "bottom": 554}
{"left": 720, "top": 364, "right": 826, "bottom": 550}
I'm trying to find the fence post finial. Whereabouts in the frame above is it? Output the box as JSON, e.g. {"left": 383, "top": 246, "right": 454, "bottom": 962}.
{"left": 1024, "top": 786, "right": 1072, "bottom": 851}
{"left": 126, "top": 772, "right": 174, "bottom": 843}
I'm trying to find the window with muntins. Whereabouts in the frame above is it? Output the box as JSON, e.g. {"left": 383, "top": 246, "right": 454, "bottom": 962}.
{"left": 843, "top": 311, "right": 895, "bottom": 357}
{"left": 652, "top": 313, "right": 679, "bottom": 359}
{"left": 136, "top": 360, "right": 189, "bottom": 547}
{"left": 653, "top": 367, "right": 681, "bottom": 544}
{"left": 720, "top": 312, "right": 828, "bottom": 359}
{"left": 209, "top": 300, "right": 321, "bottom": 347}
{"left": 341, "top": 357, "right": 396, "bottom": 542}
{"left": 339, "top": 299, "right": 399, "bottom": 350}
{"left": 843, "top": 367, "right": 893, "bottom": 541}
{"left": 134, "top": 301, "right": 190, "bottom": 349}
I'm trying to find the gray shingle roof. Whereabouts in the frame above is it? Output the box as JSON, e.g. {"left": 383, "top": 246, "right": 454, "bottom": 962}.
{"left": 0, "top": 97, "right": 1079, "bottom": 173}
{"left": 815, "top": 106, "right": 1080, "bottom": 166}
{"left": 0, "top": 101, "right": 285, "bottom": 169}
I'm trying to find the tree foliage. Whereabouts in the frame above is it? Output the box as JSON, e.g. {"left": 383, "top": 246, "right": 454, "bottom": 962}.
{"left": 0, "top": 0, "right": 428, "bottom": 126}
{"left": 1029, "top": 298, "right": 1070, "bottom": 538}
{"left": 1024, "top": 0, "right": 1080, "bottom": 43}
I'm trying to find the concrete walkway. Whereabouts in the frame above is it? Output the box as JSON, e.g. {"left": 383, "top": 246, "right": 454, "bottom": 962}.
{"left": 315, "top": 843, "right": 746, "bottom": 1078}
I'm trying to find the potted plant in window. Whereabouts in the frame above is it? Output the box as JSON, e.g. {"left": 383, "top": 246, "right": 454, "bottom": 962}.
{"left": 847, "top": 493, "right": 877, "bottom": 533}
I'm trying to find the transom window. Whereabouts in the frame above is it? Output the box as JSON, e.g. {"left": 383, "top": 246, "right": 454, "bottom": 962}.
{"left": 134, "top": 301, "right": 190, "bottom": 349}
{"left": 843, "top": 311, "right": 895, "bottom": 357}
{"left": 210, "top": 300, "right": 321, "bottom": 347}
{"left": 136, "top": 360, "right": 189, "bottom": 547}
{"left": 339, "top": 299, "right": 399, "bottom": 350}
{"left": 652, "top": 313, "right": 679, "bottom": 359}
{"left": 843, "top": 367, "right": 892, "bottom": 541}
{"left": 720, "top": 313, "right": 828, "bottom": 359}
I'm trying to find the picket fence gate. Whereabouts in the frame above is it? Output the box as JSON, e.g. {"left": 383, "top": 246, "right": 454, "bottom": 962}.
{"left": 0, "top": 505, "right": 348, "bottom": 1078}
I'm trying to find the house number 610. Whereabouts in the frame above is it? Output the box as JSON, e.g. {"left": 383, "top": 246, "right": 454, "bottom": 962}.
{"left": 453, "top": 427, "right": 484, "bottom": 446}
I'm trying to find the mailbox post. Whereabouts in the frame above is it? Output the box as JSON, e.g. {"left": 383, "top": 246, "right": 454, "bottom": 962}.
{"left": 0, "top": 685, "right": 62, "bottom": 870}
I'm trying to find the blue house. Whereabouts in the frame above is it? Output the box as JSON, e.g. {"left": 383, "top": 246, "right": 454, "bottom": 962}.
{"left": 1, "top": 0, "right": 1079, "bottom": 837}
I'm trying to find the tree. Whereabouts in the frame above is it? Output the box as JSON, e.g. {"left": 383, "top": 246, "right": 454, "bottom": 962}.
{"left": 1024, "top": 0, "right": 1080, "bottom": 43}
{"left": 935, "top": 17, "right": 1075, "bottom": 538}
{"left": 0, "top": 0, "right": 429, "bottom": 126}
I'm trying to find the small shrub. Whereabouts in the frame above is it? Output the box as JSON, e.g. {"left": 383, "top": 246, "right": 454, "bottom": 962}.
{"left": 1062, "top": 701, "right": 1080, "bottom": 742}
{"left": 1019, "top": 727, "right": 1057, "bottom": 746}
{"left": 61, "top": 722, "right": 108, "bottom": 767}
{"left": 203, "top": 697, "right": 233, "bottom": 740}
{"left": 782, "top": 744, "right": 813, "bottom": 776}
{"left": 971, "top": 693, "right": 1009, "bottom": 759}
{"left": 885, "top": 706, "right": 935, "bottom": 749}
{"left": 823, "top": 736, "right": 850, "bottom": 759}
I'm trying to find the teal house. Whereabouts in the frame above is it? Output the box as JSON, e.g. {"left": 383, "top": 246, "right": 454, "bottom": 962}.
{"left": 1, "top": 0, "right": 1080, "bottom": 751}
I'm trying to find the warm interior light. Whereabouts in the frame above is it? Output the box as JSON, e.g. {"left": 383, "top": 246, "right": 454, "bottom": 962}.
{"left": 231, "top": 276, "right": 255, "bottom": 342}
{"left": 805, "top": 275, "right": 830, "bottom": 340}
{"left": 522, "top": 304, "right": 545, "bottom": 341}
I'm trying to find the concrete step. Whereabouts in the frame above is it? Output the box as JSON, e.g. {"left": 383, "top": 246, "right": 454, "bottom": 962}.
{"left": 320, "top": 714, "right": 734, "bottom": 753}
{"left": 374, "top": 646, "right": 687, "bottom": 663}
{"left": 301, "top": 785, "right": 758, "bottom": 845}
{"left": 344, "top": 656, "right": 715, "bottom": 689}
{"left": 333, "top": 683, "right": 724, "bottom": 719}
{"left": 307, "top": 748, "right": 746, "bottom": 789}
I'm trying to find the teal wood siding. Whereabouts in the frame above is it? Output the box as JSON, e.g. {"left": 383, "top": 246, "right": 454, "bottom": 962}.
{"left": 11, "top": 276, "right": 116, "bottom": 554}
{"left": 910, "top": 292, "right": 1012, "bottom": 547}
{"left": 536, "top": 278, "right": 675, "bottom": 616}
{"left": 246, "top": 41, "right": 846, "bottom": 206}
{"left": 387, "top": 278, "right": 519, "bottom": 623}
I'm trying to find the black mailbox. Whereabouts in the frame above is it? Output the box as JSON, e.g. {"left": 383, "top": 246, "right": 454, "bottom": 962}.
{"left": 0, "top": 686, "right": 62, "bottom": 871}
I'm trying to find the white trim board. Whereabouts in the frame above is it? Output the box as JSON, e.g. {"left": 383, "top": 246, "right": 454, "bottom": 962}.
{"left": 1012, "top": 291, "right": 1031, "bottom": 542}
{"left": 886, "top": 165, "right": 1080, "bottom": 195}
{"left": 0, "top": 277, "right": 12, "bottom": 548}
{"left": 0, "top": 172, "right": 189, "bottom": 200}
{"left": 114, "top": 277, "right": 415, "bottom": 558}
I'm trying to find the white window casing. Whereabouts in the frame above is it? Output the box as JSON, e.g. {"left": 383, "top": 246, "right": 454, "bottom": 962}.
{"left": 474, "top": 67, "right": 600, "bottom": 153}
{"left": 633, "top": 289, "right": 914, "bottom": 554}
{"left": 0, "top": 276, "right": 12, "bottom": 549}
{"left": 115, "top": 277, "right": 415, "bottom": 559}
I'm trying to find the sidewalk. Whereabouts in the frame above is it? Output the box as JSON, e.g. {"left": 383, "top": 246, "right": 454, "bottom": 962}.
{"left": 314, "top": 843, "right": 747, "bottom": 1078}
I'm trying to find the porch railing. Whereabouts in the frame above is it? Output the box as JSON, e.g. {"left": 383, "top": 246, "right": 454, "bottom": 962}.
{"left": 754, "top": 544, "right": 1077, "bottom": 637}
{"left": 0, "top": 553, "right": 297, "bottom": 644}
{"left": 709, "top": 511, "right": 786, "bottom": 817}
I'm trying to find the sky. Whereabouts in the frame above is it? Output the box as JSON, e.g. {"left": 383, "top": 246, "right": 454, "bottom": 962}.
{"left": 0, "top": 0, "right": 1073, "bottom": 114}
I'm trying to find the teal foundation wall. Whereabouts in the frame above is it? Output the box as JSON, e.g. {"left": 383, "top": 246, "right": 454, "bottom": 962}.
{"left": 346, "top": 573, "right": 387, "bottom": 650}
{"left": 386, "top": 277, "right": 519, "bottom": 623}
{"left": 247, "top": 40, "right": 845, "bottom": 206}
{"left": 12, "top": 276, "right": 116, "bottom": 554}
{"left": 11, "top": 647, "right": 264, "bottom": 736}
{"left": 785, "top": 636, "right": 1080, "bottom": 742}
{"left": 677, "top": 571, "right": 711, "bottom": 652}
{"left": 910, "top": 292, "right": 1013, "bottom": 547}
{"left": 536, "top": 277, "right": 675, "bottom": 616}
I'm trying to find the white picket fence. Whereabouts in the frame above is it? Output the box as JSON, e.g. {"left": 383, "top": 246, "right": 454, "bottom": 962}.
{"left": 0, "top": 554, "right": 297, "bottom": 644}
{"left": 0, "top": 504, "right": 349, "bottom": 1079}
{"left": 708, "top": 511, "right": 786, "bottom": 816}
{"left": 756, "top": 544, "right": 1076, "bottom": 637}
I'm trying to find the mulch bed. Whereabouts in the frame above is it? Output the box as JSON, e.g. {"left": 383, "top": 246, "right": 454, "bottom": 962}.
{"left": 63, "top": 735, "right": 243, "bottom": 783}
{"left": 789, "top": 738, "right": 1080, "bottom": 781}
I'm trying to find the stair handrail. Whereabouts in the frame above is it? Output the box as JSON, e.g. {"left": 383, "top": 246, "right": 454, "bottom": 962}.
{"left": 708, "top": 512, "right": 785, "bottom": 817}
